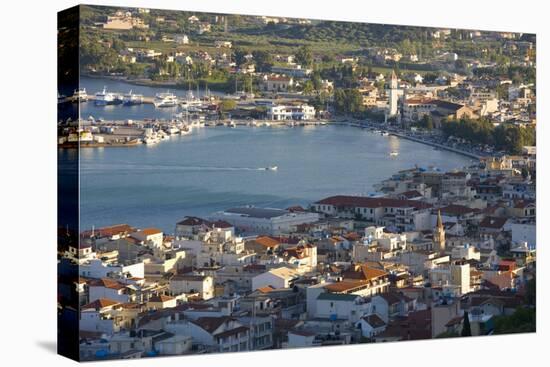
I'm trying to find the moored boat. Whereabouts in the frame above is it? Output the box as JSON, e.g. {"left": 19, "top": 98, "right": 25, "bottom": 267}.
{"left": 95, "top": 87, "right": 116, "bottom": 106}
{"left": 73, "top": 88, "right": 88, "bottom": 102}
{"left": 123, "top": 90, "right": 144, "bottom": 106}
{"left": 154, "top": 92, "right": 178, "bottom": 108}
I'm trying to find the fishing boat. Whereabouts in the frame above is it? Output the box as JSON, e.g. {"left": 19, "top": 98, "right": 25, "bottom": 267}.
{"left": 94, "top": 87, "right": 116, "bottom": 106}
{"left": 123, "top": 90, "right": 144, "bottom": 106}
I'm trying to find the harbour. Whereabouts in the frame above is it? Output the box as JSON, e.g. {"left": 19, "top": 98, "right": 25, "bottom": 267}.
{"left": 79, "top": 124, "right": 471, "bottom": 232}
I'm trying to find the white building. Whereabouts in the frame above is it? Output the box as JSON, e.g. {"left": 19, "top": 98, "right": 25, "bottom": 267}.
{"left": 511, "top": 222, "right": 536, "bottom": 247}
{"left": 287, "top": 330, "right": 316, "bottom": 348}
{"left": 210, "top": 207, "right": 319, "bottom": 235}
{"left": 314, "top": 293, "right": 371, "bottom": 322}
{"left": 364, "top": 226, "right": 407, "bottom": 251}
{"left": 355, "top": 314, "right": 387, "bottom": 338}
{"left": 175, "top": 34, "right": 189, "bottom": 44}
{"left": 165, "top": 316, "right": 250, "bottom": 353}
{"left": 251, "top": 266, "right": 300, "bottom": 290}
{"left": 79, "top": 258, "right": 145, "bottom": 279}
{"left": 430, "top": 261, "right": 471, "bottom": 296}
{"left": 130, "top": 228, "right": 163, "bottom": 248}
{"left": 268, "top": 105, "right": 316, "bottom": 121}
{"left": 169, "top": 274, "right": 214, "bottom": 300}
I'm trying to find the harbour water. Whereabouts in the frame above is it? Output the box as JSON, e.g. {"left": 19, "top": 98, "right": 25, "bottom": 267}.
{"left": 80, "top": 123, "right": 472, "bottom": 233}
{"left": 79, "top": 76, "right": 223, "bottom": 121}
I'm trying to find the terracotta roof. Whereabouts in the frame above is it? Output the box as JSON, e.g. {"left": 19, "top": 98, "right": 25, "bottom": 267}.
{"left": 149, "top": 294, "right": 175, "bottom": 303}
{"left": 315, "top": 195, "right": 431, "bottom": 210}
{"left": 480, "top": 216, "right": 508, "bottom": 229}
{"left": 212, "top": 220, "right": 233, "bottom": 229}
{"left": 361, "top": 314, "right": 386, "bottom": 328}
{"left": 342, "top": 264, "right": 388, "bottom": 281}
{"left": 380, "top": 292, "right": 413, "bottom": 305}
{"left": 513, "top": 200, "right": 535, "bottom": 209}
{"left": 139, "top": 228, "right": 163, "bottom": 236}
{"left": 399, "top": 190, "right": 423, "bottom": 199}
{"left": 215, "top": 326, "right": 249, "bottom": 339}
{"left": 405, "top": 98, "right": 435, "bottom": 105}
{"left": 254, "top": 236, "right": 280, "bottom": 248}
{"left": 324, "top": 281, "right": 368, "bottom": 293}
{"left": 257, "top": 286, "right": 275, "bottom": 293}
{"left": 89, "top": 278, "right": 126, "bottom": 290}
{"left": 177, "top": 216, "right": 211, "bottom": 226}
{"left": 82, "top": 298, "right": 120, "bottom": 310}
{"left": 193, "top": 316, "right": 234, "bottom": 333}
{"left": 343, "top": 232, "right": 361, "bottom": 241}
{"left": 81, "top": 224, "right": 135, "bottom": 238}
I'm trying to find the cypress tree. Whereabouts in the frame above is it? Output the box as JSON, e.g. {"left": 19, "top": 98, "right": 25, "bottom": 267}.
{"left": 461, "top": 311, "right": 472, "bottom": 337}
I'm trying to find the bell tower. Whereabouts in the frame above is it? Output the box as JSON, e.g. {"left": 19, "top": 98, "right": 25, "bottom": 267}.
{"left": 388, "top": 70, "right": 400, "bottom": 116}
{"left": 433, "top": 210, "right": 446, "bottom": 253}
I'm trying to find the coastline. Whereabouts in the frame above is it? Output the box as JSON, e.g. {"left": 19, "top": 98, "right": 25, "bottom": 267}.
{"left": 60, "top": 117, "right": 484, "bottom": 160}
{"left": 328, "top": 119, "right": 484, "bottom": 160}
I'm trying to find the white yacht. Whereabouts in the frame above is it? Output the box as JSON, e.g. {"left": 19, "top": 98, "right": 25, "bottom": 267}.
{"left": 389, "top": 151, "right": 399, "bottom": 157}
{"left": 189, "top": 120, "right": 205, "bottom": 128}
{"left": 164, "top": 126, "right": 180, "bottom": 135}
{"left": 123, "top": 90, "right": 144, "bottom": 105}
{"left": 94, "top": 87, "right": 116, "bottom": 106}
{"left": 180, "top": 91, "right": 203, "bottom": 111}
{"left": 73, "top": 88, "right": 88, "bottom": 101}
{"left": 144, "top": 137, "right": 158, "bottom": 145}
{"left": 154, "top": 92, "right": 178, "bottom": 108}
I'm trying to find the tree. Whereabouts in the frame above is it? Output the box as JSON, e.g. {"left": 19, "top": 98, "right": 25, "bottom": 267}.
{"left": 420, "top": 114, "right": 433, "bottom": 130}
{"left": 252, "top": 50, "right": 273, "bottom": 72}
{"left": 295, "top": 45, "right": 313, "bottom": 68}
{"left": 333, "top": 88, "right": 363, "bottom": 115}
{"left": 311, "top": 71, "right": 323, "bottom": 92}
{"left": 233, "top": 47, "right": 248, "bottom": 67}
{"left": 461, "top": 311, "right": 472, "bottom": 336}
{"left": 302, "top": 80, "right": 314, "bottom": 95}
{"left": 524, "top": 278, "right": 536, "bottom": 306}
{"left": 494, "top": 308, "right": 536, "bottom": 334}
{"left": 219, "top": 99, "right": 237, "bottom": 112}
